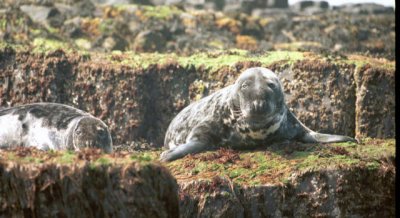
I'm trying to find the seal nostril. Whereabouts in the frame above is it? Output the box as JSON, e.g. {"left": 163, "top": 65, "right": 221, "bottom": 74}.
{"left": 251, "top": 101, "right": 265, "bottom": 112}
{"left": 253, "top": 101, "right": 258, "bottom": 110}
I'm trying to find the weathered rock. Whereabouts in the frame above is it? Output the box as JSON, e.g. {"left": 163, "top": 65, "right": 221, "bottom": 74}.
{"left": 70, "top": 61, "right": 148, "bottom": 145}
{"left": 161, "top": 137, "right": 395, "bottom": 217}
{"left": 0, "top": 48, "right": 395, "bottom": 145}
{"left": 92, "top": 0, "right": 152, "bottom": 5}
{"left": 334, "top": 3, "right": 394, "bottom": 14}
{"left": 354, "top": 64, "right": 395, "bottom": 138}
{"left": 178, "top": 167, "right": 395, "bottom": 217}
{"left": 101, "top": 33, "right": 129, "bottom": 51}
{"left": 277, "top": 60, "right": 356, "bottom": 137}
{"left": 72, "top": 0, "right": 96, "bottom": 17}
{"left": 62, "top": 17, "right": 84, "bottom": 38}
{"left": 20, "top": 5, "right": 65, "bottom": 28}
{"left": 290, "top": 0, "right": 329, "bottom": 14}
{"left": 91, "top": 0, "right": 131, "bottom": 4}
{"left": 1, "top": 3, "right": 396, "bottom": 59}
{"left": 133, "top": 30, "right": 167, "bottom": 52}
{"left": 0, "top": 49, "right": 74, "bottom": 105}
{"left": 0, "top": 8, "right": 45, "bottom": 45}
{"left": 0, "top": 148, "right": 179, "bottom": 217}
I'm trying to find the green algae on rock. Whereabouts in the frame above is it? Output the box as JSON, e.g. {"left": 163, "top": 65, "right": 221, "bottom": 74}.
{"left": 164, "top": 138, "right": 394, "bottom": 185}
{"left": 0, "top": 138, "right": 394, "bottom": 217}
{"left": 111, "top": 138, "right": 396, "bottom": 216}
{"left": 0, "top": 46, "right": 395, "bottom": 146}
{"left": 166, "top": 138, "right": 395, "bottom": 217}
{"left": 0, "top": 147, "right": 179, "bottom": 217}
{"left": 0, "top": 3, "right": 395, "bottom": 59}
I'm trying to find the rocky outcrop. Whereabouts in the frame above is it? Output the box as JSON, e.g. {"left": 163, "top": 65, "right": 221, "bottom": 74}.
{"left": 0, "top": 3, "right": 395, "bottom": 59}
{"left": 354, "top": 64, "right": 395, "bottom": 138}
{"left": 0, "top": 148, "right": 179, "bottom": 217}
{"left": 178, "top": 167, "right": 395, "bottom": 217}
{"left": 277, "top": 60, "right": 356, "bottom": 137}
{"left": 333, "top": 3, "right": 395, "bottom": 14}
{"left": 166, "top": 138, "right": 396, "bottom": 217}
{"left": 290, "top": 0, "right": 329, "bottom": 13}
{"left": 0, "top": 1, "right": 395, "bottom": 217}
{"left": 0, "top": 48, "right": 395, "bottom": 146}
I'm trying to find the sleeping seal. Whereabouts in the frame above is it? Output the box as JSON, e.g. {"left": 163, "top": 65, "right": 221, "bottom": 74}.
{"left": 0, "top": 103, "right": 112, "bottom": 153}
{"left": 161, "top": 67, "right": 356, "bottom": 162}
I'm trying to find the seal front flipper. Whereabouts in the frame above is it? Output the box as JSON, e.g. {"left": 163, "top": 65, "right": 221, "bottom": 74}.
{"left": 285, "top": 107, "right": 357, "bottom": 144}
{"left": 160, "top": 140, "right": 208, "bottom": 162}
{"left": 161, "top": 121, "right": 221, "bottom": 162}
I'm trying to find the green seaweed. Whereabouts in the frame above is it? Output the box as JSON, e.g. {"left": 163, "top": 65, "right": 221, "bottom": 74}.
{"left": 95, "top": 157, "right": 111, "bottom": 165}
{"left": 59, "top": 150, "right": 76, "bottom": 164}
{"left": 32, "top": 37, "right": 71, "bottom": 53}
{"left": 140, "top": 5, "right": 182, "bottom": 20}
{"left": 130, "top": 152, "right": 155, "bottom": 162}
{"left": 163, "top": 138, "right": 394, "bottom": 185}
{"left": 0, "top": 139, "right": 394, "bottom": 186}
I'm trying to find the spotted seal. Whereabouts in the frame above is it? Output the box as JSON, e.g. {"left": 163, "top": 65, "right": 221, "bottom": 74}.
{"left": 0, "top": 103, "right": 113, "bottom": 153}
{"left": 160, "top": 67, "right": 356, "bottom": 162}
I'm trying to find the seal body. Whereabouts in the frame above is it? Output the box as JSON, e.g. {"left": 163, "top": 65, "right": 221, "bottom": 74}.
{"left": 161, "top": 67, "right": 356, "bottom": 161}
{"left": 0, "top": 103, "right": 113, "bottom": 153}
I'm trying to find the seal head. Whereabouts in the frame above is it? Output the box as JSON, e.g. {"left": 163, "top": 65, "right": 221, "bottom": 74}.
{"left": 229, "top": 67, "right": 285, "bottom": 130}
{"left": 72, "top": 117, "right": 113, "bottom": 153}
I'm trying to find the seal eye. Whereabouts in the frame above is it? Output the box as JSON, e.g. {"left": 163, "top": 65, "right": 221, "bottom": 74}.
{"left": 241, "top": 82, "right": 249, "bottom": 90}
{"left": 267, "top": 82, "right": 276, "bottom": 89}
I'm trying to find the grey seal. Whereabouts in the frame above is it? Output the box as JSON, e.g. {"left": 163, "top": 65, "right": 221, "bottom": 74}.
{"left": 161, "top": 67, "right": 356, "bottom": 162}
{"left": 0, "top": 103, "right": 113, "bottom": 153}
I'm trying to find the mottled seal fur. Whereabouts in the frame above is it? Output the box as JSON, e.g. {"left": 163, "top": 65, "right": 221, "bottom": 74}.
{"left": 0, "top": 103, "right": 113, "bottom": 153}
{"left": 161, "top": 67, "right": 356, "bottom": 162}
